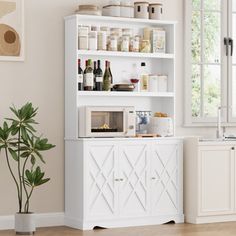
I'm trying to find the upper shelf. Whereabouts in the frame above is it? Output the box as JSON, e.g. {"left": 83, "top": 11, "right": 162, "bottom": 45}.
{"left": 78, "top": 50, "right": 174, "bottom": 59}
{"left": 65, "top": 14, "right": 177, "bottom": 26}
{"left": 77, "top": 91, "right": 174, "bottom": 98}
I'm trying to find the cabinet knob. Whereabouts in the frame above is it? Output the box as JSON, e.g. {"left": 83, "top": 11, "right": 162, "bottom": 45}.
{"left": 232, "top": 147, "right": 235, "bottom": 150}
{"left": 151, "top": 177, "right": 156, "bottom": 180}
{"left": 119, "top": 178, "right": 124, "bottom": 182}
{"left": 115, "top": 179, "right": 120, "bottom": 182}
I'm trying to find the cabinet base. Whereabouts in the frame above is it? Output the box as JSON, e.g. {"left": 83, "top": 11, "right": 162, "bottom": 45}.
{"left": 65, "top": 215, "right": 184, "bottom": 230}
{"left": 185, "top": 214, "right": 236, "bottom": 224}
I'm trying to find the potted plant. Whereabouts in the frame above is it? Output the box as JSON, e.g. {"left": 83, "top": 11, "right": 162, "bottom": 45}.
{"left": 0, "top": 103, "right": 55, "bottom": 235}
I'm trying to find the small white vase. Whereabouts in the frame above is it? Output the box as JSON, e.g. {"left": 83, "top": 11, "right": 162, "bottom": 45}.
{"left": 15, "top": 213, "right": 36, "bottom": 235}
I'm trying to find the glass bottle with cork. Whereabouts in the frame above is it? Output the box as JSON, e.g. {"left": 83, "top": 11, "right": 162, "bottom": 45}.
{"left": 84, "top": 59, "right": 94, "bottom": 91}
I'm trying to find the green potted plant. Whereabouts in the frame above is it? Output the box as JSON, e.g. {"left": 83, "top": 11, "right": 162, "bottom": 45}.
{"left": 0, "top": 103, "right": 55, "bottom": 235}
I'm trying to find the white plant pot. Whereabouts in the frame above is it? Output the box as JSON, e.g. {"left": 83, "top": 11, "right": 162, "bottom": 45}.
{"left": 15, "top": 213, "right": 36, "bottom": 235}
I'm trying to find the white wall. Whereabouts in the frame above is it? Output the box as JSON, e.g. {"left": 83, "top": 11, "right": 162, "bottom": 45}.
{"left": 0, "top": 0, "right": 233, "bottom": 216}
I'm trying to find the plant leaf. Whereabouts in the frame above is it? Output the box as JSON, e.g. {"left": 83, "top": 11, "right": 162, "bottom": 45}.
{"left": 8, "top": 148, "right": 19, "bottom": 161}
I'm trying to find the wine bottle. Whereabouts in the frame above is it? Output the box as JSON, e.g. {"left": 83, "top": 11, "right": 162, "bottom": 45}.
{"left": 77, "top": 59, "right": 83, "bottom": 91}
{"left": 103, "top": 60, "right": 111, "bottom": 91}
{"left": 109, "top": 61, "right": 114, "bottom": 91}
{"left": 93, "top": 61, "right": 97, "bottom": 91}
{"left": 84, "top": 59, "right": 94, "bottom": 91}
{"left": 95, "top": 60, "right": 103, "bottom": 91}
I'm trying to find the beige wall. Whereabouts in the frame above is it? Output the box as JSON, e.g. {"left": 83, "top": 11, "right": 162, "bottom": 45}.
{"left": 0, "top": 0, "right": 232, "bottom": 216}
{"left": 0, "top": 0, "right": 78, "bottom": 215}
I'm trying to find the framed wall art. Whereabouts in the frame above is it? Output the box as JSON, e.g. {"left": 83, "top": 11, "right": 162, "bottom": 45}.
{"left": 0, "top": 0, "right": 24, "bottom": 61}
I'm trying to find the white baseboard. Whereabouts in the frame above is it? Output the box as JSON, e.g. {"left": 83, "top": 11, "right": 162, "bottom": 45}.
{"left": 0, "top": 212, "right": 65, "bottom": 230}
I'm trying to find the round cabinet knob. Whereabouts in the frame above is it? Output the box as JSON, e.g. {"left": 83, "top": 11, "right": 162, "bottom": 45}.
{"left": 151, "top": 177, "right": 156, "bottom": 180}
{"left": 115, "top": 179, "right": 120, "bottom": 182}
{"left": 232, "top": 147, "right": 235, "bottom": 150}
{"left": 119, "top": 178, "right": 124, "bottom": 182}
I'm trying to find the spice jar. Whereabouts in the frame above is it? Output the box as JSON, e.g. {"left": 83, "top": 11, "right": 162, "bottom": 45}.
{"left": 121, "top": 35, "right": 130, "bottom": 52}
{"left": 140, "top": 39, "right": 151, "bottom": 53}
{"left": 88, "top": 31, "right": 98, "bottom": 50}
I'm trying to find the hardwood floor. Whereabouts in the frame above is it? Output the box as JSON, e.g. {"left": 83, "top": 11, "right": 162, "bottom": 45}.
{"left": 1, "top": 223, "right": 236, "bottom": 236}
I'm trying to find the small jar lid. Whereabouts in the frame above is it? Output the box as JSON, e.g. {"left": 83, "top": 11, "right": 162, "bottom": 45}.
{"left": 78, "top": 5, "right": 99, "bottom": 11}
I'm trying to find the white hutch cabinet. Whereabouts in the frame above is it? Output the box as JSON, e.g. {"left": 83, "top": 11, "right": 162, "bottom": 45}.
{"left": 64, "top": 14, "right": 183, "bottom": 230}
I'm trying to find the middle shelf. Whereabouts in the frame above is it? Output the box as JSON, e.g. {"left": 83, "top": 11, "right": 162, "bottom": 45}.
{"left": 78, "top": 50, "right": 175, "bottom": 59}
{"left": 77, "top": 91, "right": 174, "bottom": 97}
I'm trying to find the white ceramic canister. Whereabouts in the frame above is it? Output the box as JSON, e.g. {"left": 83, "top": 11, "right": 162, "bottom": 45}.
{"left": 149, "top": 3, "right": 163, "bottom": 20}
{"left": 157, "top": 75, "right": 168, "bottom": 92}
{"left": 149, "top": 75, "right": 158, "bottom": 92}
{"left": 102, "top": 5, "right": 121, "bottom": 17}
{"left": 120, "top": 5, "right": 134, "bottom": 18}
{"left": 134, "top": 2, "right": 149, "bottom": 19}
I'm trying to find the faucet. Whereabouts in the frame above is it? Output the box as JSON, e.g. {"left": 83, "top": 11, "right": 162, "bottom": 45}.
{"left": 216, "top": 106, "right": 227, "bottom": 139}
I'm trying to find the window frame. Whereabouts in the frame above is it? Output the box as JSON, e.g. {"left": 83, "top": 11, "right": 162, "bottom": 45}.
{"left": 184, "top": 0, "right": 233, "bottom": 127}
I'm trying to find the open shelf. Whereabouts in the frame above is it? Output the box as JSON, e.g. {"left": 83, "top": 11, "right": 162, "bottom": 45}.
{"left": 78, "top": 50, "right": 174, "bottom": 59}
{"left": 65, "top": 14, "right": 177, "bottom": 26}
{"left": 77, "top": 91, "right": 174, "bottom": 98}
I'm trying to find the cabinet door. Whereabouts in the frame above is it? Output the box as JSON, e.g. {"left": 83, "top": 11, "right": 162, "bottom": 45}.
{"left": 199, "top": 146, "right": 234, "bottom": 216}
{"left": 151, "top": 141, "right": 182, "bottom": 216}
{"left": 85, "top": 142, "right": 119, "bottom": 219}
{"left": 119, "top": 142, "right": 150, "bottom": 217}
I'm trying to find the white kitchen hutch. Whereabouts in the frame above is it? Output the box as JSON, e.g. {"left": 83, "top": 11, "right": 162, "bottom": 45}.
{"left": 64, "top": 14, "right": 184, "bottom": 230}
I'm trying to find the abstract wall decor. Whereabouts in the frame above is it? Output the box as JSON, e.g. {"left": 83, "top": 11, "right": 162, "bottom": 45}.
{"left": 0, "top": 0, "right": 24, "bottom": 61}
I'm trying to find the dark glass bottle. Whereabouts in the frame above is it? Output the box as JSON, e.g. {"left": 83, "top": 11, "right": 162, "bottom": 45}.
{"left": 84, "top": 59, "right": 94, "bottom": 91}
{"left": 93, "top": 61, "right": 97, "bottom": 91}
{"left": 95, "top": 60, "right": 103, "bottom": 91}
{"left": 103, "top": 60, "right": 111, "bottom": 91}
{"left": 109, "top": 61, "right": 114, "bottom": 91}
{"left": 77, "top": 59, "right": 83, "bottom": 91}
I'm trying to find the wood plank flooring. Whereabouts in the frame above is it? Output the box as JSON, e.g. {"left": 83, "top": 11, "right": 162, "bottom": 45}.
{"left": 1, "top": 223, "right": 236, "bottom": 236}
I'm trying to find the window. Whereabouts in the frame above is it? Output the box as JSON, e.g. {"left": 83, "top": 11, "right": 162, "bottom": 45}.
{"left": 185, "top": 0, "right": 235, "bottom": 126}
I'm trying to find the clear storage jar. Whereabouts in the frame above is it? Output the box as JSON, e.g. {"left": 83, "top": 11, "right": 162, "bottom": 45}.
{"left": 121, "top": 35, "right": 130, "bottom": 52}
{"left": 98, "top": 31, "right": 107, "bottom": 51}
{"left": 140, "top": 39, "right": 151, "bottom": 53}
{"left": 88, "top": 31, "right": 97, "bottom": 50}
{"left": 130, "top": 36, "right": 140, "bottom": 52}
{"left": 109, "top": 34, "right": 118, "bottom": 51}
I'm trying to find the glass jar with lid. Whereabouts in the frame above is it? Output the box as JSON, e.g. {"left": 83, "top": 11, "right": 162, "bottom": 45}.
{"left": 121, "top": 35, "right": 130, "bottom": 52}
{"left": 109, "top": 34, "right": 118, "bottom": 51}
{"left": 131, "top": 35, "right": 140, "bottom": 52}
{"left": 140, "top": 39, "right": 151, "bottom": 53}
{"left": 88, "top": 31, "right": 98, "bottom": 50}
{"left": 98, "top": 31, "right": 107, "bottom": 51}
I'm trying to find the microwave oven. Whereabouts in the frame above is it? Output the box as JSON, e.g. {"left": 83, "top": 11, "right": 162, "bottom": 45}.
{"left": 79, "top": 106, "right": 136, "bottom": 138}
